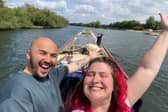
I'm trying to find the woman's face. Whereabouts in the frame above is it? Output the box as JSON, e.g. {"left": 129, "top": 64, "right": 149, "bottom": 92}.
{"left": 83, "top": 62, "right": 114, "bottom": 103}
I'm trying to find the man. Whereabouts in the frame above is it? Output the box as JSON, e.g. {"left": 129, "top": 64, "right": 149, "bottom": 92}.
{"left": 0, "top": 37, "right": 99, "bottom": 112}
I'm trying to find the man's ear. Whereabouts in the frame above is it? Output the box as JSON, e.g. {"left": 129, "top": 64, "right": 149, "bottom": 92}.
{"left": 26, "top": 49, "right": 31, "bottom": 60}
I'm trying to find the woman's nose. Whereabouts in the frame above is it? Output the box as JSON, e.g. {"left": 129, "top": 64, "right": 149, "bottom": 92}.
{"left": 92, "top": 73, "right": 100, "bottom": 82}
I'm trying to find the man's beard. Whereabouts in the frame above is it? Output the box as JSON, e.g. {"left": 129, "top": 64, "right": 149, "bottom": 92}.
{"left": 29, "top": 57, "right": 37, "bottom": 74}
{"left": 29, "top": 56, "right": 55, "bottom": 75}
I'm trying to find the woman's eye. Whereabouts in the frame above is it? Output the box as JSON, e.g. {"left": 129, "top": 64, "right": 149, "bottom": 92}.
{"left": 100, "top": 73, "right": 108, "bottom": 78}
{"left": 99, "top": 72, "right": 110, "bottom": 78}
{"left": 86, "top": 72, "right": 94, "bottom": 77}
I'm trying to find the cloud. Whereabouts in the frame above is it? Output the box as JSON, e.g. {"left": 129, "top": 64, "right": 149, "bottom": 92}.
{"left": 74, "top": 4, "right": 97, "bottom": 15}
{"left": 32, "top": 0, "right": 67, "bottom": 10}
{"left": 6, "top": 0, "right": 67, "bottom": 10}
{"left": 5, "top": 0, "right": 168, "bottom": 24}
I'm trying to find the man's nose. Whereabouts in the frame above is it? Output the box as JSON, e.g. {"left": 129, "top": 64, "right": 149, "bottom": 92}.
{"left": 44, "top": 55, "right": 52, "bottom": 63}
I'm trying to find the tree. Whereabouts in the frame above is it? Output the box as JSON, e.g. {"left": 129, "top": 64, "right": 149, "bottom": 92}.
{"left": 88, "top": 21, "right": 101, "bottom": 28}
{"left": 145, "top": 16, "right": 160, "bottom": 30}
{"left": 0, "top": 0, "right": 4, "bottom": 8}
{"left": 0, "top": 4, "right": 69, "bottom": 30}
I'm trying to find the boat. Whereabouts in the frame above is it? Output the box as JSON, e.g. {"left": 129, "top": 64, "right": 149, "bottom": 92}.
{"left": 58, "top": 29, "right": 127, "bottom": 79}
{"left": 144, "top": 31, "right": 160, "bottom": 36}
{"left": 58, "top": 29, "right": 142, "bottom": 111}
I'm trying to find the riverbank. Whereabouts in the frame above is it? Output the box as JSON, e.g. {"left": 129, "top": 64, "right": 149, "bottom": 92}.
{"left": 0, "top": 25, "right": 66, "bottom": 31}
{"left": 127, "top": 29, "right": 160, "bottom": 36}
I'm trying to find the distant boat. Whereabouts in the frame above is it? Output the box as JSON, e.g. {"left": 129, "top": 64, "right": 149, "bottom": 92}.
{"left": 144, "top": 30, "right": 160, "bottom": 36}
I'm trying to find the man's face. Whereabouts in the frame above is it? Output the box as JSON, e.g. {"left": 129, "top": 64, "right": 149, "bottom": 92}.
{"left": 26, "top": 38, "right": 58, "bottom": 78}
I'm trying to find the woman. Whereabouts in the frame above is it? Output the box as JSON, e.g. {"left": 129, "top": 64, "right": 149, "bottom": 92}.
{"left": 66, "top": 12, "right": 168, "bottom": 112}
{"left": 67, "top": 57, "right": 131, "bottom": 112}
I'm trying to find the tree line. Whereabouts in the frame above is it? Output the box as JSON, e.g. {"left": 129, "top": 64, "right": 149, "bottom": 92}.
{"left": 0, "top": 0, "right": 69, "bottom": 30}
{"left": 70, "top": 16, "right": 160, "bottom": 31}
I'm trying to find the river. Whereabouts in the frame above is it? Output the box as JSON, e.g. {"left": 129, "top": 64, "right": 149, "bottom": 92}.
{"left": 0, "top": 26, "right": 168, "bottom": 112}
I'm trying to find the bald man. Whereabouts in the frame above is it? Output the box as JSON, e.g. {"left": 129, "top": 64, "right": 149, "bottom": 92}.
{"left": 0, "top": 37, "right": 99, "bottom": 112}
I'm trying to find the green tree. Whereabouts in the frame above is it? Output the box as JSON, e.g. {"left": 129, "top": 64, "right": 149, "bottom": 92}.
{"left": 13, "top": 7, "right": 33, "bottom": 28}
{"left": 88, "top": 21, "right": 101, "bottom": 28}
{"left": 0, "top": 8, "right": 18, "bottom": 29}
{"left": 24, "top": 4, "right": 68, "bottom": 28}
{"left": 0, "top": 4, "right": 69, "bottom": 30}
{"left": 0, "top": 0, "right": 4, "bottom": 8}
{"left": 145, "top": 16, "right": 160, "bottom": 30}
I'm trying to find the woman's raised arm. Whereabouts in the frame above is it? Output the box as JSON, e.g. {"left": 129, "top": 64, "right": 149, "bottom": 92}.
{"left": 127, "top": 12, "right": 168, "bottom": 106}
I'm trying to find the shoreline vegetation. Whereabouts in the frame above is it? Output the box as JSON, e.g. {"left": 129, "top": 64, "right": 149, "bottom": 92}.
{"left": 71, "top": 12, "right": 162, "bottom": 36}
{"left": 69, "top": 15, "right": 161, "bottom": 36}
{"left": 70, "top": 21, "right": 160, "bottom": 36}
{"left": 0, "top": 1, "right": 69, "bottom": 30}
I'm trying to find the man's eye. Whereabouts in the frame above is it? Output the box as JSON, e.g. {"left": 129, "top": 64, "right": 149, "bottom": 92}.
{"left": 51, "top": 54, "right": 58, "bottom": 58}
{"left": 39, "top": 51, "right": 46, "bottom": 55}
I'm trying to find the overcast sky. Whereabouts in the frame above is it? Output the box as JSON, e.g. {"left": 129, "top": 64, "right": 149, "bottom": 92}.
{"left": 5, "top": 0, "right": 168, "bottom": 24}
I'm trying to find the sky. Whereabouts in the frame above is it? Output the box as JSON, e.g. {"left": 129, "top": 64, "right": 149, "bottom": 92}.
{"left": 5, "top": 0, "right": 168, "bottom": 24}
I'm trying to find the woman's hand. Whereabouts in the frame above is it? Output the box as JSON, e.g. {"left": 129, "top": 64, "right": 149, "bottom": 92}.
{"left": 159, "top": 12, "right": 168, "bottom": 30}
